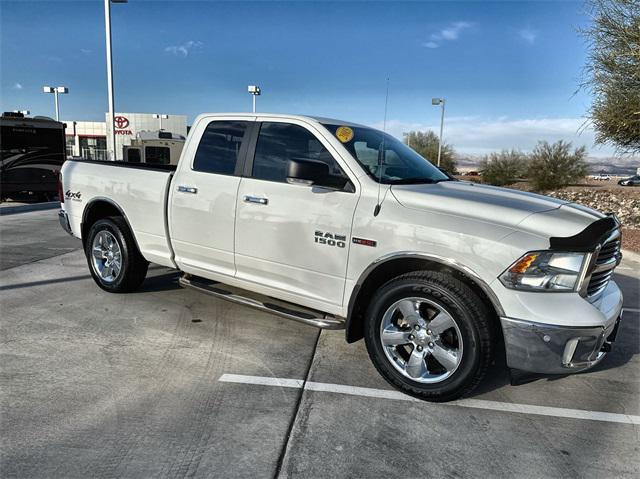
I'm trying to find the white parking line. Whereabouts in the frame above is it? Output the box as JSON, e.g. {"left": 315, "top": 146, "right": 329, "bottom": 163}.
{"left": 219, "top": 373, "right": 640, "bottom": 426}
{"left": 624, "top": 307, "right": 640, "bottom": 314}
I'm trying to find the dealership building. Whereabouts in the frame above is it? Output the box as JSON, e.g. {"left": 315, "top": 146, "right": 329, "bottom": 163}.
{"left": 63, "top": 112, "right": 188, "bottom": 161}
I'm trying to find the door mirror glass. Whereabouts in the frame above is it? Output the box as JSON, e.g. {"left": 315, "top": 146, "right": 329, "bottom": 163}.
{"left": 287, "top": 159, "right": 352, "bottom": 191}
{"left": 286, "top": 158, "right": 329, "bottom": 186}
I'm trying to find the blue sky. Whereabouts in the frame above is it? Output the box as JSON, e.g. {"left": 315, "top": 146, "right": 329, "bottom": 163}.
{"left": 1, "top": 0, "right": 613, "bottom": 156}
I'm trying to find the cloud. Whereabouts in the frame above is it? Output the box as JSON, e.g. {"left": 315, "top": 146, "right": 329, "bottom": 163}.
{"left": 80, "top": 48, "right": 92, "bottom": 55}
{"left": 370, "top": 117, "right": 620, "bottom": 157}
{"left": 164, "top": 40, "right": 203, "bottom": 57}
{"left": 422, "top": 21, "right": 472, "bottom": 48}
{"left": 13, "top": 82, "right": 23, "bottom": 90}
{"left": 439, "top": 21, "right": 472, "bottom": 40}
{"left": 518, "top": 28, "right": 537, "bottom": 44}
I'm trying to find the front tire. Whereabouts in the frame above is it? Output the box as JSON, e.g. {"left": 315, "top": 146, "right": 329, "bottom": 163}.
{"left": 85, "top": 217, "right": 148, "bottom": 293}
{"left": 364, "top": 271, "right": 494, "bottom": 402}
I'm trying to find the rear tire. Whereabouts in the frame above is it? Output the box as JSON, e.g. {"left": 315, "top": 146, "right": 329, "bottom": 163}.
{"left": 85, "top": 217, "right": 148, "bottom": 293}
{"left": 364, "top": 271, "right": 494, "bottom": 402}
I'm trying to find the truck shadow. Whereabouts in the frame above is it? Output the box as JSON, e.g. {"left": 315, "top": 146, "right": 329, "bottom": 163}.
{"left": 469, "top": 346, "right": 512, "bottom": 395}
{"left": 136, "top": 268, "right": 182, "bottom": 293}
{"left": 0, "top": 266, "right": 182, "bottom": 293}
{"left": 0, "top": 274, "right": 91, "bottom": 292}
{"left": 590, "top": 270, "right": 640, "bottom": 372}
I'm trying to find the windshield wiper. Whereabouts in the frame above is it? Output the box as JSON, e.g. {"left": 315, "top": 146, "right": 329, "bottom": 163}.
{"left": 433, "top": 177, "right": 455, "bottom": 183}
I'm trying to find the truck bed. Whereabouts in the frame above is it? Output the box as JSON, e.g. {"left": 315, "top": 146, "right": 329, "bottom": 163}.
{"left": 61, "top": 158, "right": 176, "bottom": 267}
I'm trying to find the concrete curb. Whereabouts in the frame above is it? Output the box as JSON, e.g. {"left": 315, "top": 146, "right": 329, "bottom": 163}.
{"left": 622, "top": 249, "right": 640, "bottom": 263}
{"left": 0, "top": 202, "right": 59, "bottom": 216}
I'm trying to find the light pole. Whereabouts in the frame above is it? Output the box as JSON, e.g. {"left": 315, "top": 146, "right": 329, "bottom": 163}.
{"left": 248, "top": 85, "right": 261, "bottom": 113}
{"left": 104, "top": 0, "right": 127, "bottom": 160}
{"left": 153, "top": 114, "right": 169, "bottom": 130}
{"left": 43, "top": 86, "right": 68, "bottom": 121}
{"left": 403, "top": 131, "right": 411, "bottom": 148}
{"left": 432, "top": 98, "right": 446, "bottom": 167}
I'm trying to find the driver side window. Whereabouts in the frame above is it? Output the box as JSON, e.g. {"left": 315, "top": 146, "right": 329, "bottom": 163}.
{"left": 252, "top": 122, "right": 349, "bottom": 184}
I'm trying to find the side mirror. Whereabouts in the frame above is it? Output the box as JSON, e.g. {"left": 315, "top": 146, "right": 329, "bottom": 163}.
{"left": 286, "top": 158, "right": 330, "bottom": 186}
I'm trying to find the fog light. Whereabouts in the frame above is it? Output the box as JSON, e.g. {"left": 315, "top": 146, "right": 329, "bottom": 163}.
{"left": 562, "top": 338, "right": 580, "bottom": 365}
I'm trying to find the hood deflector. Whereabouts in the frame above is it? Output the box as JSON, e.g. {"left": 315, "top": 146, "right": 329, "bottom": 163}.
{"left": 549, "top": 215, "right": 619, "bottom": 252}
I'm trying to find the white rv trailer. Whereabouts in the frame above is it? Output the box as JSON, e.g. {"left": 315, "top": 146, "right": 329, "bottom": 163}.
{"left": 123, "top": 130, "right": 185, "bottom": 165}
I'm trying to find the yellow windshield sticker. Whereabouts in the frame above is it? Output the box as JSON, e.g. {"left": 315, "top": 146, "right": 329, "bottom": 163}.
{"left": 335, "top": 126, "right": 354, "bottom": 143}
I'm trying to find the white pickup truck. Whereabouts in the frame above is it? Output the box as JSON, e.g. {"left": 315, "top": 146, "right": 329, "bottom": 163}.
{"left": 59, "top": 113, "right": 624, "bottom": 401}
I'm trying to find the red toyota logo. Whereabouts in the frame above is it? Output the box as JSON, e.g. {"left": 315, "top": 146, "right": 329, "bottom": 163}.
{"left": 114, "top": 116, "right": 129, "bottom": 129}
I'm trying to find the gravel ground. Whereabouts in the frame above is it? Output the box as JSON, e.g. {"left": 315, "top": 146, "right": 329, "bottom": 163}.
{"left": 545, "top": 189, "right": 640, "bottom": 229}
{"left": 622, "top": 228, "right": 640, "bottom": 253}
{"left": 543, "top": 183, "right": 639, "bottom": 253}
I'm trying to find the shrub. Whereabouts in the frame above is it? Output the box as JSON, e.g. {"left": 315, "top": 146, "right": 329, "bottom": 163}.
{"left": 581, "top": 0, "right": 640, "bottom": 154}
{"left": 404, "top": 130, "right": 457, "bottom": 174}
{"left": 479, "top": 149, "right": 528, "bottom": 186}
{"left": 528, "top": 140, "right": 589, "bottom": 191}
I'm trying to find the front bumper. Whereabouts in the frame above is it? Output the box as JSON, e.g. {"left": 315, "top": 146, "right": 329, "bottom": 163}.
{"left": 58, "top": 209, "right": 72, "bottom": 236}
{"left": 500, "top": 311, "right": 622, "bottom": 375}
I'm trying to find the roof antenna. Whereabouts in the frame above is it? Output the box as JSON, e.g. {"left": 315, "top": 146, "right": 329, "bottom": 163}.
{"left": 374, "top": 78, "right": 389, "bottom": 217}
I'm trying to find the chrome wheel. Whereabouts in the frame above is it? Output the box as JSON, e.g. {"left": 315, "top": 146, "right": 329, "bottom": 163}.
{"left": 91, "top": 230, "right": 122, "bottom": 283}
{"left": 379, "top": 297, "right": 463, "bottom": 383}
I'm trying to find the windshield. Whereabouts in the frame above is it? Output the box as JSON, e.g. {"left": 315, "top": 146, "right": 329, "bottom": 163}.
{"left": 322, "top": 123, "right": 449, "bottom": 184}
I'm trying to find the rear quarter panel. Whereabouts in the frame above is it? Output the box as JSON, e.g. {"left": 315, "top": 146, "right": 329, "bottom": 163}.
{"left": 60, "top": 160, "right": 175, "bottom": 267}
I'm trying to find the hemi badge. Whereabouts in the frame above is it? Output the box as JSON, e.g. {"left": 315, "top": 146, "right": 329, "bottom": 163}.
{"left": 352, "top": 237, "right": 377, "bottom": 247}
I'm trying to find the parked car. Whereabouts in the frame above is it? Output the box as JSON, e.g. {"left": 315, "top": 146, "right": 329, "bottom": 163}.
{"left": 590, "top": 173, "right": 611, "bottom": 181}
{"left": 58, "top": 113, "right": 624, "bottom": 402}
{"left": 618, "top": 175, "right": 640, "bottom": 186}
{"left": 0, "top": 112, "right": 66, "bottom": 201}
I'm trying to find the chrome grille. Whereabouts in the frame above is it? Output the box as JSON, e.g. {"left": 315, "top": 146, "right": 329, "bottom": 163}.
{"left": 586, "top": 230, "right": 621, "bottom": 299}
{"left": 587, "top": 269, "right": 616, "bottom": 296}
{"left": 596, "top": 237, "right": 620, "bottom": 265}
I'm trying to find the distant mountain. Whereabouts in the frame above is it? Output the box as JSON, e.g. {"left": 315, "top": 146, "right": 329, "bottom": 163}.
{"left": 585, "top": 156, "right": 639, "bottom": 175}
{"left": 454, "top": 153, "right": 639, "bottom": 176}
{"left": 454, "top": 154, "right": 483, "bottom": 172}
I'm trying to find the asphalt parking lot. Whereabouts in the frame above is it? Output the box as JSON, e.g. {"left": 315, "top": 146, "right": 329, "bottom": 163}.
{"left": 1, "top": 209, "right": 639, "bottom": 478}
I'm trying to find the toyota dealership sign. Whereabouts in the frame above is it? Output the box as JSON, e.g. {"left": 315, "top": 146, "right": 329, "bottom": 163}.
{"left": 114, "top": 115, "right": 132, "bottom": 135}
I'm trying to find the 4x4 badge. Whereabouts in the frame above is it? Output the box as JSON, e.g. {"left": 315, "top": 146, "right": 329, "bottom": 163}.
{"left": 65, "top": 190, "right": 82, "bottom": 201}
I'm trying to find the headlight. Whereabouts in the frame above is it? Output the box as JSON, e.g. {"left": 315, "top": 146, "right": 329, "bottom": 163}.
{"left": 499, "top": 251, "right": 587, "bottom": 292}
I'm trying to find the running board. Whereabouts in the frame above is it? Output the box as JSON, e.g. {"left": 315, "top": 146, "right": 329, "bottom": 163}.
{"left": 179, "top": 274, "right": 345, "bottom": 330}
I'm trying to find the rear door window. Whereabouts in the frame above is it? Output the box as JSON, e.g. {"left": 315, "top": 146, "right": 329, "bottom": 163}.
{"left": 193, "top": 121, "right": 248, "bottom": 175}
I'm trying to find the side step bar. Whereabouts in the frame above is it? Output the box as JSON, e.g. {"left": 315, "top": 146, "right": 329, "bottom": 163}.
{"left": 179, "top": 274, "right": 345, "bottom": 330}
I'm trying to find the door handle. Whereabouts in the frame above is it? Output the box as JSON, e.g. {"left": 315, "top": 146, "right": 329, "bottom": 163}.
{"left": 243, "top": 195, "right": 268, "bottom": 205}
{"left": 178, "top": 186, "right": 198, "bottom": 194}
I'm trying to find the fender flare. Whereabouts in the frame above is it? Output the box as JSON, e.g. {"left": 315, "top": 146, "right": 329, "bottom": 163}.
{"left": 345, "top": 251, "right": 505, "bottom": 342}
{"left": 81, "top": 196, "right": 143, "bottom": 255}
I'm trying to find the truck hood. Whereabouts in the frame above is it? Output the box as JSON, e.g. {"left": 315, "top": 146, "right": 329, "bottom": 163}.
{"left": 391, "top": 181, "right": 568, "bottom": 227}
{"left": 390, "top": 181, "right": 605, "bottom": 239}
